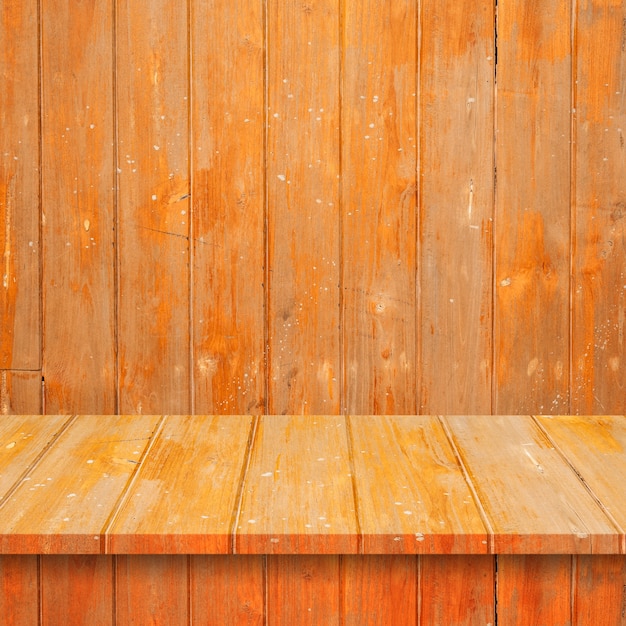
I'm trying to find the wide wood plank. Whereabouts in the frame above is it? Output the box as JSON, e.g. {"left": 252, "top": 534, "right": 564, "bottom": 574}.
{"left": 116, "top": 0, "right": 190, "bottom": 414}
{"left": 0, "top": 415, "right": 161, "bottom": 553}
{"left": 572, "top": 0, "right": 626, "bottom": 413}
{"left": 494, "top": 0, "right": 572, "bottom": 414}
{"left": 418, "top": 0, "right": 495, "bottom": 414}
{"left": 41, "top": 0, "right": 116, "bottom": 413}
{"left": 342, "top": 0, "right": 417, "bottom": 415}
{"left": 0, "top": 555, "right": 39, "bottom": 626}
{"left": 0, "top": 371, "right": 42, "bottom": 415}
{"left": 235, "top": 416, "right": 358, "bottom": 553}
{"left": 108, "top": 415, "right": 254, "bottom": 553}
{"left": 0, "top": 0, "right": 40, "bottom": 371}
{"left": 349, "top": 416, "right": 488, "bottom": 553}
{"left": 266, "top": 0, "right": 341, "bottom": 415}
{"left": 444, "top": 415, "right": 619, "bottom": 553}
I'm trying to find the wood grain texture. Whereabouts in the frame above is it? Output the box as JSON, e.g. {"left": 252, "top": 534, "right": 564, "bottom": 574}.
{"left": 40, "top": 0, "right": 116, "bottom": 414}
{"left": 342, "top": 555, "right": 417, "bottom": 626}
{"left": 572, "top": 0, "right": 626, "bottom": 414}
{"left": 41, "top": 556, "right": 113, "bottom": 626}
{"left": 108, "top": 415, "right": 254, "bottom": 553}
{"left": 497, "top": 555, "right": 572, "bottom": 626}
{"left": 0, "top": 0, "right": 40, "bottom": 371}
{"left": 342, "top": 0, "right": 417, "bottom": 415}
{"left": 0, "top": 555, "right": 39, "bottom": 626}
{"left": 266, "top": 0, "right": 341, "bottom": 415}
{"left": 419, "top": 0, "right": 495, "bottom": 414}
{"left": 494, "top": 0, "right": 572, "bottom": 414}
{"left": 419, "top": 555, "right": 495, "bottom": 626}
{"left": 116, "top": 0, "right": 191, "bottom": 415}
{"left": 444, "top": 415, "right": 619, "bottom": 553}
{"left": 191, "top": 0, "right": 266, "bottom": 415}
{"left": 0, "top": 415, "right": 161, "bottom": 553}
{"left": 348, "top": 416, "right": 488, "bottom": 554}
{"left": 235, "top": 416, "right": 358, "bottom": 554}
{"left": 0, "top": 371, "right": 42, "bottom": 415}
{"left": 190, "top": 555, "right": 265, "bottom": 626}
{"left": 267, "top": 555, "right": 339, "bottom": 626}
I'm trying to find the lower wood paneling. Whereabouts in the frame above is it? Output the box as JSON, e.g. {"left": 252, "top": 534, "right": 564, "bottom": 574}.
{"left": 0, "top": 555, "right": 39, "bottom": 626}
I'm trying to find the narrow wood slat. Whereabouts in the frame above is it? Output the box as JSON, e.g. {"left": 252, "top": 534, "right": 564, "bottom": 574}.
{"left": 494, "top": 0, "right": 572, "bottom": 414}
{"left": 349, "top": 416, "right": 488, "bottom": 554}
{"left": 235, "top": 416, "right": 358, "bottom": 554}
{"left": 536, "top": 415, "right": 626, "bottom": 541}
{"left": 0, "top": 414, "right": 70, "bottom": 501}
{"left": 444, "top": 415, "right": 619, "bottom": 553}
{"left": 0, "top": 0, "right": 40, "bottom": 371}
{"left": 418, "top": 0, "right": 495, "bottom": 414}
{"left": 342, "top": 555, "right": 417, "bottom": 626}
{"left": 266, "top": 0, "right": 341, "bottom": 415}
{"left": 419, "top": 555, "right": 495, "bottom": 626}
{"left": 191, "top": 0, "right": 266, "bottom": 415}
{"left": 497, "top": 555, "right": 572, "bottom": 626}
{"left": 341, "top": 0, "right": 417, "bottom": 415}
{"left": 572, "top": 0, "right": 626, "bottom": 413}
{"left": 116, "top": 0, "right": 190, "bottom": 414}
{"left": 0, "top": 415, "right": 161, "bottom": 553}
{"left": 41, "top": 0, "right": 116, "bottom": 413}
{"left": 190, "top": 555, "right": 265, "bottom": 625}
{"left": 41, "top": 556, "right": 113, "bottom": 626}
{"left": 0, "top": 555, "right": 39, "bottom": 626}
{"left": 0, "top": 372, "right": 42, "bottom": 415}
{"left": 108, "top": 415, "right": 254, "bottom": 553}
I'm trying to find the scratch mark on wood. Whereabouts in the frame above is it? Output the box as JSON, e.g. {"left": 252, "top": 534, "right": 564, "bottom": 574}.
{"left": 3, "top": 175, "right": 15, "bottom": 290}
{"left": 0, "top": 371, "right": 9, "bottom": 415}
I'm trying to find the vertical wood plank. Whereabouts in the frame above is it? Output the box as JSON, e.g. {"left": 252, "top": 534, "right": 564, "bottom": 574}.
{"left": 497, "top": 555, "right": 572, "bottom": 626}
{"left": 0, "top": 371, "right": 41, "bottom": 415}
{"left": 191, "top": 0, "right": 266, "bottom": 415}
{"left": 116, "top": 0, "right": 190, "bottom": 414}
{"left": 41, "top": 0, "right": 116, "bottom": 413}
{"left": 266, "top": 0, "right": 341, "bottom": 415}
{"left": 494, "top": 0, "right": 572, "bottom": 413}
{"left": 190, "top": 556, "right": 265, "bottom": 626}
{"left": 419, "top": 555, "right": 495, "bottom": 626}
{"left": 267, "top": 555, "right": 339, "bottom": 626}
{"left": 574, "top": 556, "right": 626, "bottom": 625}
{"left": 572, "top": 0, "right": 626, "bottom": 414}
{"left": 0, "top": 556, "right": 39, "bottom": 626}
{"left": 342, "top": 0, "right": 417, "bottom": 414}
{"left": 116, "top": 556, "right": 189, "bottom": 625}
{"left": 0, "top": 0, "right": 40, "bottom": 372}
{"left": 418, "top": 0, "right": 495, "bottom": 414}
{"left": 41, "top": 556, "right": 112, "bottom": 626}
{"left": 342, "top": 556, "right": 417, "bottom": 626}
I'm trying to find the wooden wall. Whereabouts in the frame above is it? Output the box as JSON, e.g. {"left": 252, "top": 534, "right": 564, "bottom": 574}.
{"left": 1, "top": 0, "right": 625, "bottom": 417}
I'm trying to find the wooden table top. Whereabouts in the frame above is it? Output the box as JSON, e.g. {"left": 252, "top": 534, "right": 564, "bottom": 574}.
{"left": 0, "top": 415, "right": 623, "bottom": 555}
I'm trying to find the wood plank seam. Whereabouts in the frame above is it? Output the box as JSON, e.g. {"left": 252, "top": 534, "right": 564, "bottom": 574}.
{"left": 344, "top": 416, "right": 363, "bottom": 554}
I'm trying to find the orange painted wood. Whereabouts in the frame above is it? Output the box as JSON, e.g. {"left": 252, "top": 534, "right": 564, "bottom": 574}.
{"left": 41, "top": 556, "right": 113, "bottom": 626}
{"left": 116, "top": 0, "right": 191, "bottom": 415}
{"left": 497, "top": 555, "right": 572, "bottom": 626}
{"left": 342, "top": 555, "right": 417, "bottom": 626}
{"left": 341, "top": 0, "right": 417, "bottom": 415}
{"left": 115, "top": 555, "right": 189, "bottom": 624}
{"left": 0, "top": 555, "right": 39, "bottom": 626}
{"left": 235, "top": 416, "right": 358, "bottom": 554}
{"left": 41, "top": 0, "right": 116, "bottom": 414}
{"left": 108, "top": 415, "right": 254, "bottom": 553}
{"left": 267, "top": 555, "right": 339, "bottom": 626}
{"left": 0, "top": 0, "right": 40, "bottom": 371}
{"left": 494, "top": 0, "right": 572, "bottom": 414}
{"left": 266, "top": 0, "right": 341, "bottom": 415}
{"left": 444, "top": 415, "right": 619, "bottom": 553}
{"left": 0, "top": 415, "right": 161, "bottom": 553}
{"left": 348, "top": 416, "right": 488, "bottom": 554}
{"left": 572, "top": 0, "right": 626, "bottom": 414}
{"left": 537, "top": 415, "right": 626, "bottom": 538}
{"left": 190, "top": 555, "right": 265, "bottom": 625}
{"left": 191, "top": 0, "right": 266, "bottom": 415}
{"left": 0, "top": 372, "right": 42, "bottom": 415}
{"left": 419, "top": 555, "right": 495, "bottom": 625}
{"left": 418, "top": 0, "right": 495, "bottom": 414}
{"left": 574, "top": 555, "right": 626, "bottom": 624}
